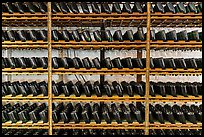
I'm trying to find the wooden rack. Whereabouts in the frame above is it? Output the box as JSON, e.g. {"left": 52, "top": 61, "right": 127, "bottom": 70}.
{"left": 2, "top": 2, "right": 202, "bottom": 135}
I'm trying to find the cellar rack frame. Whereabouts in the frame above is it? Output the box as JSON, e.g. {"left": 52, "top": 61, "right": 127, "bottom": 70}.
{"left": 2, "top": 2, "right": 202, "bottom": 135}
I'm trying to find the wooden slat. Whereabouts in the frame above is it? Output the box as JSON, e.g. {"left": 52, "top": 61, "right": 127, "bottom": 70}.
{"left": 2, "top": 13, "right": 201, "bottom": 27}
{"left": 2, "top": 68, "right": 201, "bottom": 75}
{"left": 2, "top": 40, "right": 201, "bottom": 45}
{"left": 2, "top": 95, "right": 201, "bottom": 102}
{"left": 2, "top": 121, "right": 48, "bottom": 127}
{"left": 2, "top": 68, "right": 48, "bottom": 72}
{"left": 2, "top": 40, "right": 47, "bottom": 45}
{"left": 150, "top": 68, "right": 202, "bottom": 74}
{"left": 149, "top": 122, "right": 202, "bottom": 128}
{"left": 53, "top": 122, "right": 144, "bottom": 128}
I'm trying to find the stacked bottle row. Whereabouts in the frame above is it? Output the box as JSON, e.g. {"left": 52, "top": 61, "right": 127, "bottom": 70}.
{"left": 2, "top": 29, "right": 202, "bottom": 42}
{"left": 2, "top": 103, "right": 48, "bottom": 123}
{"left": 2, "top": 57, "right": 202, "bottom": 69}
{"left": 3, "top": 102, "right": 202, "bottom": 124}
{"left": 3, "top": 80, "right": 202, "bottom": 97}
{"left": 53, "top": 102, "right": 202, "bottom": 124}
{"left": 2, "top": 129, "right": 202, "bottom": 135}
{"left": 2, "top": 2, "right": 202, "bottom": 14}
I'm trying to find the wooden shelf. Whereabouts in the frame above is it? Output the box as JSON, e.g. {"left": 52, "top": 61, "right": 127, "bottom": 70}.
{"left": 52, "top": 40, "right": 147, "bottom": 49}
{"left": 2, "top": 40, "right": 48, "bottom": 49}
{"left": 2, "top": 95, "right": 145, "bottom": 102}
{"left": 2, "top": 40, "right": 201, "bottom": 49}
{"left": 2, "top": 121, "right": 48, "bottom": 129}
{"left": 150, "top": 41, "right": 202, "bottom": 49}
{"left": 2, "top": 97, "right": 48, "bottom": 102}
{"left": 151, "top": 13, "right": 202, "bottom": 27}
{"left": 2, "top": 13, "right": 146, "bottom": 18}
{"left": 149, "top": 122, "right": 202, "bottom": 129}
{"left": 2, "top": 95, "right": 201, "bottom": 103}
{"left": 2, "top": 40, "right": 47, "bottom": 44}
{"left": 2, "top": 68, "right": 48, "bottom": 71}
{"left": 2, "top": 13, "right": 146, "bottom": 27}
{"left": 52, "top": 12, "right": 202, "bottom": 27}
{"left": 151, "top": 12, "right": 202, "bottom": 17}
{"left": 2, "top": 95, "right": 202, "bottom": 103}
{"left": 52, "top": 13, "right": 147, "bottom": 28}
{"left": 150, "top": 45, "right": 202, "bottom": 49}
{"left": 3, "top": 122, "right": 201, "bottom": 129}
{"left": 53, "top": 95, "right": 144, "bottom": 99}
{"left": 2, "top": 13, "right": 47, "bottom": 17}
{"left": 2, "top": 13, "right": 48, "bottom": 27}
{"left": 2, "top": 94, "right": 47, "bottom": 100}
{"left": 52, "top": 68, "right": 146, "bottom": 75}
{"left": 53, "top": 122, "right": 145, "bottom": 129}
{"left": 2, "top": 126, "right": 49, "bottom": 129}
{"left": 151, "top": 40, "right": 202, "bottom": 44}
{"left": 149, "top": 95, "right": 202, "bottom": 102}
{"left": 150, "top": 68, "right": 202, "bottom": 74}
{"left": 53, "top": 95, "right": 201, "bottom": 102}
{"left": 2, "top": 68, "right": 48, "bottom": 75}
{"left": 53, "top": 68, "right": 201, "bottom": 75}
{"left": 3, "top": 13, "right": 201, "bottom": 27}
{"left": 2, "top": 68, "right": 201, "bottom": 75}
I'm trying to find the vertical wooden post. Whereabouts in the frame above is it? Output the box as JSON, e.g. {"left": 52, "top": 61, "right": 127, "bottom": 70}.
{"left": 145, "top": 2, "right": 151, "bottom": 135}
{"left": 47, "top": 2, "right": 53, "bottom": 135}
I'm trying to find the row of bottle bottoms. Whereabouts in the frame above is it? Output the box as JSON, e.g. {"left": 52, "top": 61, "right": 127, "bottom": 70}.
{"left": 2, "top": 129, "right": 202, "bottom": 135}
{"left": 2, "top": 57, "right": 202, "bottom": 69}
{"left": 2, "top": 29, "right": 202, "bottom": 42}
{"left": 2, "top": 102, "right": 202, "bottom": 124}
{"left": 2, "top": 80, "right": 202, "bottom": 97}
{"left": 2, "top": 2, "right": 202, "bottom": 14}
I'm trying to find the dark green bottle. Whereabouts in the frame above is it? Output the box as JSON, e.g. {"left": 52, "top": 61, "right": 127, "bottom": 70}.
{"left": 166, "top": 30, "right": 177, "bottom": 41}
{"left": 177, "top": 30, "right": 188, "bottom": 41}
{"left": 187, "top": 30, "right": 199, "bottom": 41}
{"left": 175, "top": 2, "right": 187, "bottom": 13}
{"left": 186, "top": 2, "right": 198, "bottom": 14}
{"left": 196, "top": 3, "right": 202, "bottom": 13}
{"left": 197, "top": 3, "right": 202, "bottom": 12}
{"left": 155, "top": 30, "right": 166, "bottom": 41}
{"left": 199, "top": 32, "right": 202, "bottom": 41}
